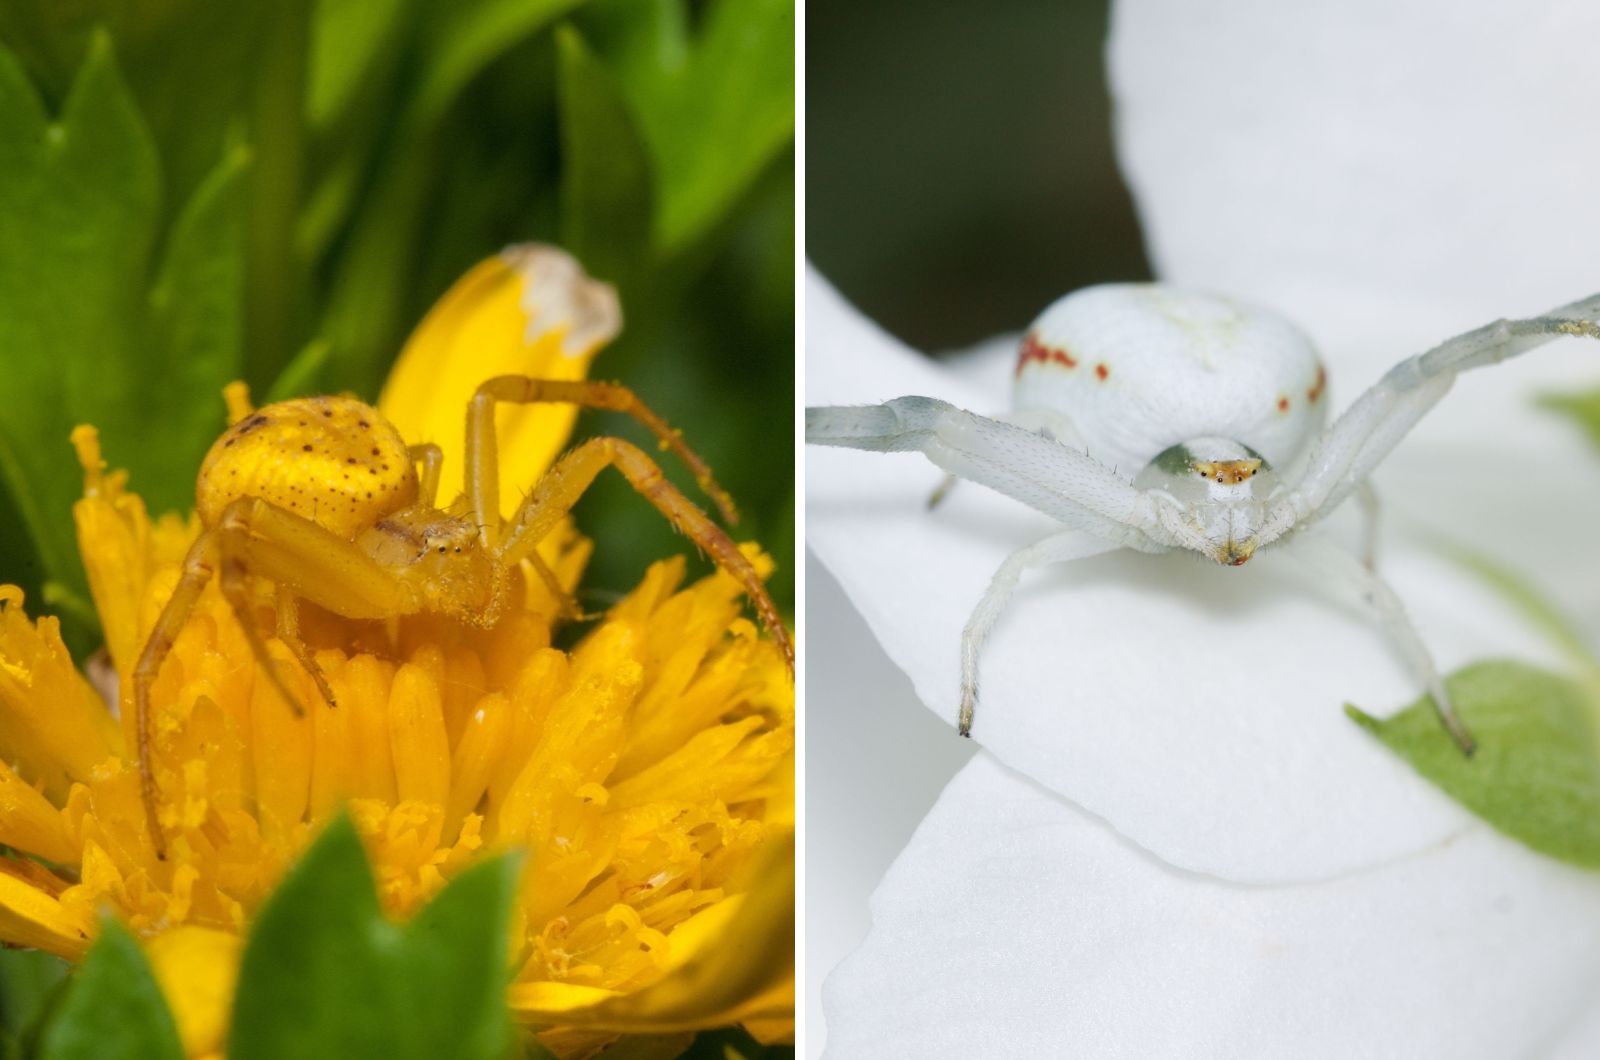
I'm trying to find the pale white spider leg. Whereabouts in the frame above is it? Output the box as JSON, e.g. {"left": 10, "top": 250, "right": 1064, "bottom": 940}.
{"left": 926, "top": 473, "right": 959, "bottom": 510}
{"left": 958, "top": 531, "right": 1123, "bottom": 735}
{"left": 1264, "top": 303, "right": 1600, "bottom": 540}
{"left": 807, "top": 398, "right": 1170, "bottom": 549}
{"left": 925, "top": 408, "right": 1084, "bottom": 510}
{"left": 1283, "top": 533, "right": 1475, "bottom": 754}
{"left": 1357, "top": 482, "right": 1381, "bottom": 572}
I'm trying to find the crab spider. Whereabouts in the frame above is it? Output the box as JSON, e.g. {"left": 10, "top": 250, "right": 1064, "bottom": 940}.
{"left": 131, "top": 377, "right": 793, "bottom": 856}
{"left": 807, "top": 284, "right": 1600, "bottom": 754}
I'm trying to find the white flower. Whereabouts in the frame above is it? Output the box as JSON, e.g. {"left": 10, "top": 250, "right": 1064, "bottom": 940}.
{"left": 808, "top": 0, "right": 1600, "bottom": 1054}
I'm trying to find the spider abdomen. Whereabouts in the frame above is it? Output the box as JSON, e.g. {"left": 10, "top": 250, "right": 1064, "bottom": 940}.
{"left": 197, "top": 396, "right": 419, "bottom": 540}
{"left": 1013, "top": 284, "right": 1328, "bottom": 473}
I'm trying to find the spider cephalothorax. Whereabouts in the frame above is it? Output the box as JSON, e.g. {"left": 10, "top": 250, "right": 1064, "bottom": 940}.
{"left": 808, "top": 283, "right": 1600, "bottom": 753}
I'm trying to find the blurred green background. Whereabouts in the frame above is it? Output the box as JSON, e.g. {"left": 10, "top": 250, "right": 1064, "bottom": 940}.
{"left": 0, "top": 0, "right": 795, "bottom": 659}
{"left": 807, "top": 0, "right": 1148, "bottom": 351}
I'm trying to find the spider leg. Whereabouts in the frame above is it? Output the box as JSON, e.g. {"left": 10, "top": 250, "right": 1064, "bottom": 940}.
{"left": 525, "top": 547, "right": 589, "bottom": 621}
{"left": 958, "top": 531, "right": 1124, "bottom": 735}
{"left": 216, "top": 557, "right": 310, "bottom": 718}
{"left": 222, "top": 381, "right": 254, "bottom": 425}
{"left": 466, "top": 377, "right": 740, "bottom": 549}
{"left": 134, "top": 497, "right": 420, "bottom": 856}
{"left": 1357, "top": 482, "right": 1381, "bottom": 572}
{"left": 133, "top": 531, "right": 221, "bottom": 856}
{"left": 1264, "top": 297, "right": 1600, "bottom": 540}
{"left": 494, "top": 437, "right": 794, "bottom": 673}
{"left": 408, "top": 443, "right": 443, "bottom": 507}
{"left": 924, "top": 408, "right": 1082, "bottom": 511}
{"left": 1284, "top": 534, "right": 1475, "bottom": 755}
{"left": 807, "top": 397, "right": 1167, "bottom": 549}
{"left": 273, "top": 586, "right": 337, "bottom": 710}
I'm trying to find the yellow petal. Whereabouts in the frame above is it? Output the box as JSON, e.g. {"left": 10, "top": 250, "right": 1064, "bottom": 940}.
{"left": 508, "top": 831, "right": 793, "bottom": 1036}
{"left": 378, "top": 245, "right": 621, "bottom": 516}
{"left": 146, "top": 925, "right": 241, "bottom": 1058}
{"left": 0, "top": 757, "right": 77, "bottom": 864}
{"left": 0, "top": 587, "right": 120, "bottom": 797}
{"left": 0, "top": 867, "right": 93, "bottom": 958}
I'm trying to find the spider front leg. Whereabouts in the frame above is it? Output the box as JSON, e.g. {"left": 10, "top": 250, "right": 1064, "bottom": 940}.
{"left": 408, "top": 443, "right": 443, "bottom": 507}
{"left": 465, "top": 377, "right": 741, "bottom": 549}
{"left": 807, "top": 397, "right": 1167, "bottom": 548}
{"left": 1284, "top": 534, "right": 1475, "bottom": 754}
{"left": 958, "top": 531, "right": 1123, "bottom": 735}
{"left": 494, "top": 437, "right": 794, "bottom": 672}
{"left": 1262, "top": 298, "right": 1600, "bottom": 541}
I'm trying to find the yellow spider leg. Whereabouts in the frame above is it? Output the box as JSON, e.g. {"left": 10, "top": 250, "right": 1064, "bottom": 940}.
{"left": 134, "top": 531, "right": 221, "bottom": 857}
{"left": 495, "top": 437, "right": 794, "bottom": 674}
{"left": 274, "top": 586, "right": 337, "bottom": 709}
{"left": 217, "top": 557, "right": 309, "bottom": 718}
{"left": 408, "top": 443, "right": 443, "bottom": 508}
{"left": 222, "top": 381, "right": 254, "bottom": 425}
{"left": 524, "top": 548, "right": 588, "bottom": 621}
{"left": 466, "top": 376, "right": 741, "bottom": 550}
{"left": 135, "top": 499, "right": 419, "bottom": 856}
{"left": 212, "top": 498, "right": 416, "bottom": 619}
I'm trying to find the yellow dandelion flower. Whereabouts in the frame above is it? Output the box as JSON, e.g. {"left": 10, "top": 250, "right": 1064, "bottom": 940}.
{"left": 0, "top": 245, "right": 793, "bottom": 1057}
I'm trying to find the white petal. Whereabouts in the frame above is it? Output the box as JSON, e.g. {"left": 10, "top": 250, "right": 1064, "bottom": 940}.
{"left": 807, "top": 269, "right": 1577, "bottom": 883}
{"left": 1110, "top": 0, "right": 1600, "bottom": 402}
{"left": 823, "top": 753, "right": 1600, "bottom": 1059}
{"left": 804, "top": 553, "right": 974, "bottom": 1055}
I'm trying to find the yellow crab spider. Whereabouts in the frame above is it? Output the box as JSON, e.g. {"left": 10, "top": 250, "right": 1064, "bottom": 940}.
{"left": 131, "top": 377, "right": 793, "bottom": 856}
{"left": 807, "top": 284, "right": 1600, "bottom": 754}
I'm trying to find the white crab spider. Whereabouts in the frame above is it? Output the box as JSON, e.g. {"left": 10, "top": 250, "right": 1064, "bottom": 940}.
{"left": 806, "top": 284, "right": 1600, "bottom": 754}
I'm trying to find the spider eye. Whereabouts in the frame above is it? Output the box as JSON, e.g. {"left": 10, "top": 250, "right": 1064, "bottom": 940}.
{"left": 437, "top": 546, "right": 446, "bottom": 553}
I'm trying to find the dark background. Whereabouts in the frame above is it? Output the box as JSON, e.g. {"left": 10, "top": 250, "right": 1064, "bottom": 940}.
{"left": 807, "top": 0, "right": 1150, "bottom": 351}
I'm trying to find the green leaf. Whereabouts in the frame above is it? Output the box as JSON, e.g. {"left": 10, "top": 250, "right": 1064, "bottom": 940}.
{"left": 409, "top": 0, "right": 585, "bottom": 130}
{"left": 0, "top": 948, "right": 69, "bottom": 1054}
{"left": 229, "top": 813, "right": 521, "bottom": 1060}
{"left": 37, "top": 920, "right": 184, "bottom": 1060}
{"left": 1347, "top": 660, "right": 1600, "bottom": 868}
{"left": 306, "top": 0, "right": 412, "bottom": 131}
{"left": 1440, "top": 543, "right": 1600, "bottom": 681}
{"left": 581, "top": 0, "right": 794, "bottom": 255}
{"left": 556, "top": 24, "right": 652, "bottom": 287}
{"left": 1540, "top": 386, "right": 1600, "bottom": 453}
{"left": 265, "top": 339, "right": 333, "bottom": 403}
{"left": 0, "top": 2, "right": 268, "bottom": 221}
{"left": 0, "top": 34, "right": 248, "bottom": 618}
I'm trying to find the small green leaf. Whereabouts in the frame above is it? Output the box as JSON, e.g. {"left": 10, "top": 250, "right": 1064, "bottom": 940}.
{"left": 409, "top": 0, "right": 584, "bottom": 130}
{"left": 0, "top": 34, "right": 247, "bottom": 620}
{"left": 584, "top": 0, "right": 794, "bottom": 254}
{"left": 556, "top": 23, "right": 652, "bottom": 287}
{"left": 0, "top": 948, "right": 70, "bottom": 1053}
{"left": 1540, "top": 386, "right": 1600, "bottom": 453}
{"left": 37, "top": 920, "right": 184, "bottom": 1060}
{"left": 1348, "top": 660, "right": 1600, "bottom": 867}
{"left": 229, "top": 813, "right": 521, "bottom": 1060}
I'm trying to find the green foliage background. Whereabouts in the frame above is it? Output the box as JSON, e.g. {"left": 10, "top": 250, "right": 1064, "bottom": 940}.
{"left": 0, "top": 0, "right": 796, "bottom": 659}
{"left": 0, "top": 0, "right": 792, "bottom": 1054}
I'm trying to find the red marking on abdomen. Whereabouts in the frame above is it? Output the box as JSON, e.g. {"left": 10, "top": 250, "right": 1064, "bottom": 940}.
{"left": 1016, "top": 332, "right": 1076, "bottom": 377}
{"left": 1094, "top": 362, "right": 1109, "bottom": 381}
{"left": 1276, "top": 395, "right": 1291, "bottom": 413}
{"left": 1307, "top": 364, "right": 1327, "bottom": 403}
